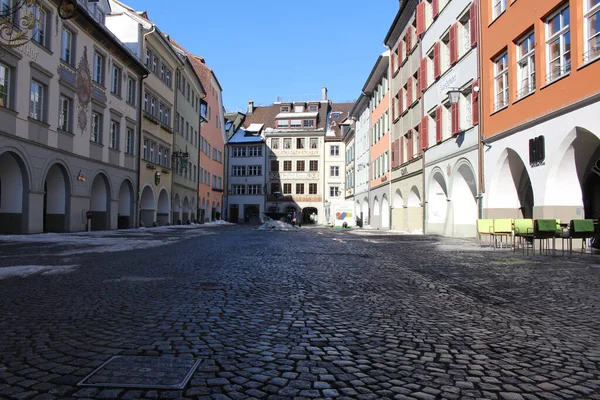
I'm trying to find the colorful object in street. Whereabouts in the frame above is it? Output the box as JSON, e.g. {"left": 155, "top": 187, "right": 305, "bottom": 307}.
{"left": 335, "top": 211, "right": 352, "bottom": 220}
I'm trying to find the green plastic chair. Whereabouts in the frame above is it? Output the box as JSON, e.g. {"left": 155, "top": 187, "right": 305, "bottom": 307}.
{"left": 477, "top": 219, "right": 494, "bottom": 246}
{"left": 569, "top": 219, "right": 595, "bottom": 255}
{"left": 534, "top": 219, "right": 560, "bottom": 255}
{"left": 492, "top": 219, "right": 513, "bottom": 249}
{"left": 513, "top": 219, "right": 534, "bottom": 254}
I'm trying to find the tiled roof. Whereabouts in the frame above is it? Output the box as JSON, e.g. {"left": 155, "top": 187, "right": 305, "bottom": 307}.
{"left": 326, "top": 102, "right": 355, "bottom": 139}
{"left": 187, "top": 53, "right": 213, "bottom": 98}
{"left": 243, "top": 101, "right": 331, "bottom": 131}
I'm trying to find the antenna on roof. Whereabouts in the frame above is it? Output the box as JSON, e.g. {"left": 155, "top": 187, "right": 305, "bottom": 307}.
{"left": 276, "top": 96, "right": 281, "bottom": 102}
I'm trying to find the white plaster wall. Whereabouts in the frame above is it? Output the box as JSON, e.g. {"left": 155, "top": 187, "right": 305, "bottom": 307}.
{"left": 105, "top": 12, "right": 142, "bottom": 58}
{"left": 423, "top": 50, "right": 478, "bottom": 114}
{"left": 426, "top": 126, "right": 478, "bottom": 164}
{"left": 484, "top": 100, "right": 600, "bottom": 211}
{"left": 324, "top": 141, "right": 345, "bottom": 204}
{"left": 422, "top": 0, "right": 474, "bottom": 51}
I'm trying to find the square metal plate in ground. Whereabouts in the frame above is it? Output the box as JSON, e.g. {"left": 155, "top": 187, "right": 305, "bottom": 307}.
{"left": 77, "top": 356, "right": 201, "bottom": 389}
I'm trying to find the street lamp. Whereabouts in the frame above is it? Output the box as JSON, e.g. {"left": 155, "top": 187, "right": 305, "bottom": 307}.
{"left": 447, "top": 88, "right": 461, "bottom": 105}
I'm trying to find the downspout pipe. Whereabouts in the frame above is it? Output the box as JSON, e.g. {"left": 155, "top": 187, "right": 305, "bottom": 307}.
{"left": 476, "top": 0, "right": 485, "bottom": 219}
{"left": 136, "top": 24, "right": 154, "bottom": 227}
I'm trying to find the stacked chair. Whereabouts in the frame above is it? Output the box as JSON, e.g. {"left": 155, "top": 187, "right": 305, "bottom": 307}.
{"left": 568, "top": 219, "right": 595, "bottom": 255}
{"left": 513, "top": 219, "right": 534, "bottom": 254}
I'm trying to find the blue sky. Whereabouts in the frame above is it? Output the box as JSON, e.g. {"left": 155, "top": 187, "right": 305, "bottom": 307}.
{"left": 121, "top": 1, "right": 398, "bottom": 113}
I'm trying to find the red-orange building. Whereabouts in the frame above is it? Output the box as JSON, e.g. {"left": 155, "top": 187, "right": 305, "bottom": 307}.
{"left": 188, "top": 55, "right": 226, "bottom": 221}
{"left": 481, "top": 0, "right": 600, "bottom": 222}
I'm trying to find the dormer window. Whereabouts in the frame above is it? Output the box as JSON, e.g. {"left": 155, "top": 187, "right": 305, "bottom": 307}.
{"left": 332, "top": 112, "right": 342, "bottom": 119}
{"left": 280, "top": 106, "right": 289, "bottom": 112}
{"left": 309, "top": 105, "right": 318, "bottom": 112}
{"left": 294, "top": 105, "right": 304, "bottom": 113}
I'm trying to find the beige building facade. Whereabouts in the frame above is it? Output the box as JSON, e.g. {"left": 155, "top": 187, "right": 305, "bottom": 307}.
{"left": 0, "top": 0, "right": 146, "bottom": 233}
{"left": 107, "top": 0, "right": 184, "bottom": 227}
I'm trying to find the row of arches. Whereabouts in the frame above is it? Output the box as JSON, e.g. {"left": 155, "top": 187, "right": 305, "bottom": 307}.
{"left": 0, "top": 150, "right": 134, "bottom": 233}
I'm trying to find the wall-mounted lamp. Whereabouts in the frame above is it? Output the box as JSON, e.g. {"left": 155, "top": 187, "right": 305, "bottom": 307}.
{"left": 447, "top": 88, "right": 461, "bottom": 105}
{"left": 77, "top": 170, "right": 86, "bottom": 182}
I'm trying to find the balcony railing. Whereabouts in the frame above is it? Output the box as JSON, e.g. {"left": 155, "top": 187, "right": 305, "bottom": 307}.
{"left": 545, "top": 60, "right": 571, "bottom": 83}
{"left": 494, "top": 93, "right": 509, "bottom": 111}
{"left": 583, "top": 46, "right": 600, "bottom": 63}
{"left": 516, "top": 77, "right": 536, "bottom": 99}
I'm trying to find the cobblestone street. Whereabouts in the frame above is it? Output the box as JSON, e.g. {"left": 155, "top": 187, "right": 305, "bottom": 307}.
{"left": 0, "top": 226, "right": 599, "bottom": 400}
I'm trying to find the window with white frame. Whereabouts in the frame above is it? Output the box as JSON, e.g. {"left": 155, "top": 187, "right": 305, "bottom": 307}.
{"left": 546, "top": 5, "right": 571, "bottom": 82}
{"left": 0, "top": 62, "right": 10, "bottom": 108}
{"left": 248, "top": 147, "right": 262, "bottom": 157}
{"left": 33, "top": 4, "right": 48, "bottom": 47}
{"left": 233, "top": 185, "right": 245, "bottom": 195}
{"left": 494, "top": 52, "right": 509, "bottom": 110}
{"left": 294, "top": 105, "right": 304, "bottom": 112}
{"left": 310, "top": 138, "right": 318, "bottom": 149}
{"left": 461, "top": 88, "right": 473, "bottom": 130}
{"left": 290, "top": 120, "right": 301, "bottom": 128}
{"left": 29, "top": 80, "right": 44, "bottom": 121}
{"left": 143, "top": 138, "right": 148, "bottom": 159}
{"left": 517, "top": 32, "right": 536, "bottom": 98}
{"left": 303, "top": 119, "right": 314, "bottom": 127}
{"left": 248, "top": 165, "right": 262, "bottom": 176}
{"left": 584, "top": 0, "right": 600, "bottom": 62}
{"left": 233, "top": 147, "right": 246, "bottom": 157}
{"left": 126, "top": 127, "right": 134, "bottom": 154}
{"left": 91, "top": 112, "right": 101, "bottom": 143}
{"left": 232, "top": 166, "right": 246, "bottom": 176}
{"left": 283, "top": 183, "right": 291, "bottom": 194}
{"left": 493, "top": 0, "right": 506, "bottom": 19}
{"left": 58, "top": 96, "right": 71, "bottom": 131}
{"left": 330, "top": 166, "right": 340, "bottom": 177}
{"left": 149, "top": 142, "right": 155, "bottom": 162}
{"left": 126, "top": 77, "right": 136, "bottom": 105}
{"left": 296, "top": 183, "right": 305, "bottom": 194}
{"left": 109, "top": 120, "right": 119, "bottom": 149}
{"left": 277, "top": 119, "right": 288, "bottom": 128}
{"left": 441, "top": 33, "right": 451, "bottom": 73}
{"left": 330, "top": 186, "right": 340, "bottom": 197}
{"left": 296, "top": 138, "right": 305, "bottom": 149}
{"left": 61, "top": 27, "right": 73, "bottom": 64}
{"left": 111, "top": 65, "right": 122, "bottom": 96}
{"left": 248, "top": 184, "right": 261, "bottom": 195}
{"left": 93, "top": 52, "right": 105, "bottom": 85}
{"left": 309, "top": 183, "right": 317, "bottom": 194}
{"left": 271, "top": 138, "right": 279, "bottom": 149}
{"left": 330, "top": 145, "right": 340, "bottom": 156}
{"left": 283, "top": 138, "right": 291, "bottom": 149}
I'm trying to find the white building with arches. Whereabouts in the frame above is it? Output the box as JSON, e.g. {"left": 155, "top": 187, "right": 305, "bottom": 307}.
{"left": 349, "top": 95, "right": 371, "bottom": 227}
{"left": 0, "top": 0, "right": 146, "bottom": 233}
{"left": 420, "top": 0, "right": 480, "bottom": 237}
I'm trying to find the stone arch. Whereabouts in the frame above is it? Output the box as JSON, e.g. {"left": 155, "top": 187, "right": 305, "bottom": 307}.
{"left": 42, "top": 163, "right": 71, "bottom": 232}
{"left": 361, "top": 197, "right": 369, "bottom": 224}
{"left": 408, "top": 186, "right": 421, "bottom": 207}
{"left": 157, "top": 188, "right": 170, "bottom": 225}
{"left": 450, "top": 159, "right": 478, "bottom": 236}
{"left": 140, "top": 185, "right": 155, "bottom": 227}
{"left": 117, "top": 179, "right": 134, "bottom": 229}
{"left": 381, "top": 194, "right": 390, "bottom": 228}
{"left": 0, "top": 150, "right": 30, "bottom": 233}
{"left": 89, "top": 172, "right": 111, "bottom": 230}
{"left": 547, "top": 127, "right": 600, "bottom": 211}
{"left": 393, "top": 189, "right": 404, "bottom": 208}
{"left": 182, "top": 196, "right": 190, "bottom": 223}
{"left": 427, "top": 168, "right": 448, "bottom": 234}
{"left": 488, "top": 148, "right": 533, "bottom": 218}
{"left": 373, "top": 196, "right": 380, "bottom": 216}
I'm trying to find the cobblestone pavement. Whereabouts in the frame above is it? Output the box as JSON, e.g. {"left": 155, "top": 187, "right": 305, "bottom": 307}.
{"left": 0, "top": 226, "right": 599, "bottom": 400}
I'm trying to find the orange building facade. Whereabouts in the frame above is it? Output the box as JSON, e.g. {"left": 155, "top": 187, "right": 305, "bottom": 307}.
{"left": 189, "top": 55, "right": 225, "bottom": 222}
{"left": 364, "top": 52, "right": 391, "bottom": 229}
{"left": 481, "top": 0, "right": 600, "bottom": 222}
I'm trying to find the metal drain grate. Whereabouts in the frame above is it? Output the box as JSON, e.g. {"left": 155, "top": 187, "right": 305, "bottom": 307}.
{"left": 77, "top": 356, "right": 201, "bottom": 389}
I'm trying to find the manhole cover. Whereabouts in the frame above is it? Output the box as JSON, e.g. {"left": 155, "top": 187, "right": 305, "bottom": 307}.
{"left": 77, "top": 356, "right": 201, "bottom": 389}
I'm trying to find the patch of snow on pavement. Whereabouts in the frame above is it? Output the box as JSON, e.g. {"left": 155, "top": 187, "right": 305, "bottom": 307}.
{"left": 257, "top": 220, "right": 297, "bottom": 231}
{"left": 203, "top": 220, "right": 235, "bottom": 226}
{"left": 0, "top": 265, "right": 77, "bottom": 279}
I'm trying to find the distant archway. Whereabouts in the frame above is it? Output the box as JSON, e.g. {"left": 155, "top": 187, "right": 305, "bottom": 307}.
{"left": 393, "top": 189, "right": 404, "bottom": 208}
{"left": 451, "top": 160, "right": 477, "bottom": 236}
{"left": 43, "top": 163, "right": 70, "bottom": 232}
{"left": 427, "top": 169, "right": 448, "bottom": 235}
{"left": 182, "top": 196, "right": 190, "bottom": 224}
{"left": 118, "top": 180, "right": 134, "bottom": 229}
{"left": 90, "top": 173, "right": 111, "bottom": 230}
{"left": 140, "top": 186, "right": 155, "bottom": 227}
{"left": 0, "top": 150, "right": 30, "bottom": 233}
{"left": 381, "top": 195, "right": 390, "bottom": 228}
{"left": 173, "top": 193, "right": 181, "bottom": 224}
{"left": 157, "top": 189, "right": 170, "bottom": 225}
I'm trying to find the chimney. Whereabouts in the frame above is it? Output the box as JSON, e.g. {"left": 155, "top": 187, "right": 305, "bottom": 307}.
{"left": 247, "top": 99, "right": 254, "bottom": 114}
{"left": 321, "top": 86, "right": 328, "bottom": 101}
